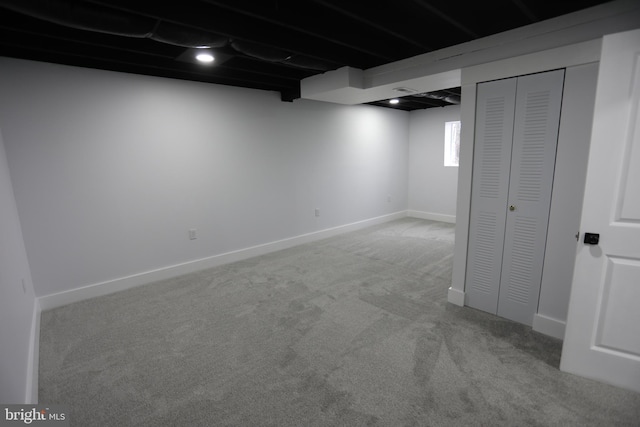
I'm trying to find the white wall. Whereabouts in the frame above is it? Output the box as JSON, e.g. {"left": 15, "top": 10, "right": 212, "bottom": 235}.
{"left": 0, "top": 127, "right": 37, "bottom": 403}
{"left": 408, "top": 105, "right": 460, "bottom": 223}
{"left": 0, "top": 58, "right": 409, "bottom": 300}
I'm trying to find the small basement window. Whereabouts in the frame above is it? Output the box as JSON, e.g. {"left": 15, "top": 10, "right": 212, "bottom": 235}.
{"left": 444, "top": 121, "right": 461, "bottom": 167}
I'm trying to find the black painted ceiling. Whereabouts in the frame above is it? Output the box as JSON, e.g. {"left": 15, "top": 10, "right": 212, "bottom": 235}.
{"left": 0, "top": 0, "right": 612, "bottom": 111}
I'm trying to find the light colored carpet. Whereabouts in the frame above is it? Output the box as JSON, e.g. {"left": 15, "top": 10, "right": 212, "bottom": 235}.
{"left": 39, "top": 218, "right": 640, "bottom": 426}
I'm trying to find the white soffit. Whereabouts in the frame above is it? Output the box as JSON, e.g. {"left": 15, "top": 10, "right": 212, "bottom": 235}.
{"left": 301, "top": 67, "right": 460, "bottom": 105}
{"left": 300, "top": 0, "right": 640, "bottom": 105}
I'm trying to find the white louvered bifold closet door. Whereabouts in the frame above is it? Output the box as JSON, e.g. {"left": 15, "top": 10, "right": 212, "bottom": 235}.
{"left": 465, "top": 78, "right": 517, "bottom": 314}
{"left": 466, "top": 69, "right": 565, "bottom": 326}
{"left": 498, "top": 70, "right": 564, "bottom": 325}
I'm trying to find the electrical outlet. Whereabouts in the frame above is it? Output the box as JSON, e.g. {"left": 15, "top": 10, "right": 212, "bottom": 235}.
{"left": 315, "top": 208, "right": 320, "bottom": 217}
{"left": 189, "top": 229, "right": 197, "bottom": 240}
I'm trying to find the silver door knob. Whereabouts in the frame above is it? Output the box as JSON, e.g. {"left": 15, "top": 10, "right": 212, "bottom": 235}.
{"left": 509, "top": 205, "right": 516, "bottom": 211}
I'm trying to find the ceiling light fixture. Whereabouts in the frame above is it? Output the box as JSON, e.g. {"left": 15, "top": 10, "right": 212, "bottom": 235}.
{"left": 195, "top": 52, "right": 215, "bottom": 63}
{"left": 389, "top": 99, "right": 400, "bottom": 105}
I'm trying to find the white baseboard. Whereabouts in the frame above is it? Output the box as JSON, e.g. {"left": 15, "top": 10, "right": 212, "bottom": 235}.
{"left": 38, "top": 211, "right": 408, "bottom": 311}
{"left": 447, "top": 287, "right": 465, "bottom": 306}
{"left": 25, "top": 298, "right": 40, "bottom": 404}
{"left": 408, "top": 210, "right": 456, "bottom": 224}
{"left": 533, "top": 313, "right": 566, "bottom": 340}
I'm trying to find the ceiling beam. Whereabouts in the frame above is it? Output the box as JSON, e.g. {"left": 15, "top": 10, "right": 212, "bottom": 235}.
{"left": 308, "top": 0, "right": 432, "bottom": 51}
{"left": 222, "top": 57, "right": 313, "bottom": 82}
{"left": 510, "top": 0, "right": 538, "bottom": 23}
{"left": 410, "top": 0, "right": 479, "bottom": 39}
{"left": 0, "top": 21, "right": 178, "bottom": 60}
{"left": 201, "top": 0, "right": 396, "bottom": 62}
{"left": 403, "top": 97, "right": 449, "bottom": 108}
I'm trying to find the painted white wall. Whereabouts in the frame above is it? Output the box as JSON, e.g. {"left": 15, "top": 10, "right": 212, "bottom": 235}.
{"left": 0, "top": 127, "right": 37, "bottom": 403}
{"left": 408, "top": 105, "right": 460, "bottom": 222}
{"left": 0, "top": 58, "right": 409, "bottom": 299}
{"left": 535, "top": 63, "right": 599, "bottom": 337}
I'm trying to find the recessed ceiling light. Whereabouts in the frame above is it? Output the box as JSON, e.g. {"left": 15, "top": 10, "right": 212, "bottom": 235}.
{"left": 389, "top": 99, "right": 400, "bottom": 104}
{"left": 196, "top": 53, "right": 215, "bottom": 63}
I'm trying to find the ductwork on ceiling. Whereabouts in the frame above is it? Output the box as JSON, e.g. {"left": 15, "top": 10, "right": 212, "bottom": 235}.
{"left": 414, "top": 90, "right": 461, "bottom": 105}
{"left": 388, "top": 87, "right": 460, "bottom": 107}
{"left": 1, "top": 0, "right": 333, "bottom": 70}
{"left": 1, "top": 0, "right": 228, "bottom": 48}
{"left": 231, "top": 40, "right": 333, "bottom": 71}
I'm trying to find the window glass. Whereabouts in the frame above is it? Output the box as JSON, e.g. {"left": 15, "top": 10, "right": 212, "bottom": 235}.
{"left": 444, "top": 121, "right": 461, "bottom": 167}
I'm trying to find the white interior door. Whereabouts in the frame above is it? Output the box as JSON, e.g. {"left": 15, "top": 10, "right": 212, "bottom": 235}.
{"left": 560, "top": 28, "right": 640, "bottom": 393}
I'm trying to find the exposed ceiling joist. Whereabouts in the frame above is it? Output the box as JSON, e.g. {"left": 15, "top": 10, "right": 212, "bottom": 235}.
{"left": 309, "top": 0, "right": 432, "bottom": 51}
{"left": 511, "top": 0, "right": 539, "bottom": 23}
{"left": 201, "top": 0, "right": 397, "bottom": 62}
{"left": 411, "top": 0, "right": 479, "bottom": 39}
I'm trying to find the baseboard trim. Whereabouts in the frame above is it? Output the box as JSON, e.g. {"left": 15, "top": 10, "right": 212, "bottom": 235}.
{"left": 25, "top": 298, "right": 40, "bottom": 404}
{"left": 408, "top": 210, "right": 456, "bottom": 224}
{"left": 447, "top": 287, "right": 465, "bottom": 306}
{"left": 533, "top": 313, "right": 566, "bottom": 340}
{"left": 38, "top": 211, "right": 408, "bottom": 311}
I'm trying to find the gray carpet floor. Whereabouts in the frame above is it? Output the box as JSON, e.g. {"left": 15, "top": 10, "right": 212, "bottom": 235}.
{"left": 39, "top": 218, "right": 640, "bottom": 426}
